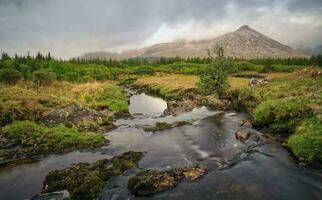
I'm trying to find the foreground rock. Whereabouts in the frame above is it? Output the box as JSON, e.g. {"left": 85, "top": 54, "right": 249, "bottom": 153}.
{"left": 41, "top": 151, "right": 143, "bottom": 200}
{"left": 128, "top": 167, "right": 206, "bottom": 196}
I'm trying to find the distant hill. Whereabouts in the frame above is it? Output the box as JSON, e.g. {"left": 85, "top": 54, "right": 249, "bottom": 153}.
{"left": 81, "top": 25, "right": 309, "bottom": 60}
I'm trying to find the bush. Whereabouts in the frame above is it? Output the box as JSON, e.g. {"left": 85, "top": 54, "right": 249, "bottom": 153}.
{"left": 132, "top": 66, "right": 155, "bottom": 75}
{"left": 288, "top": 118, "right": 322, "bottom": 161}
{"left": 235, "top": 61, "right": 264, "bottom": 72}
{"left": 0, "top": 68, "right": 22, "bottom": 85}
{"left": 33, "top": 70, "right": 56, "bottom": 86}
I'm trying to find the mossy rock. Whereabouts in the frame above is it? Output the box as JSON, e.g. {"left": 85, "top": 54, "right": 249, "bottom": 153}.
{"left": 128, "top": 167, "right": 206, "bottom": 196}
{"left": 42, "top": 151, "right": 143, "bottom": 200}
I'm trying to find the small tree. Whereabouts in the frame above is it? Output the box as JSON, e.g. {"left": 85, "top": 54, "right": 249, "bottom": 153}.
{"left": 198, "top": 45, "right": 234, "bottom": 97}
{"left": 0, "top": 68, "right": 22, "bottom": 85}
{"left": 33, "top": 70, "right": 56, "bottom": 91}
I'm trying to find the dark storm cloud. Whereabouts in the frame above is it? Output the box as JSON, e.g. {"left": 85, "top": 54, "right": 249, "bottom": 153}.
{"left": 0, "top": 0, "right": 321, "bottom": 58}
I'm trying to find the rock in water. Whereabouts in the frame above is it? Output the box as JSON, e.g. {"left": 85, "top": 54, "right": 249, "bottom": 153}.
{"left": 240, "top": 120, "right": 253, "bottom": 128}
{"left": 32, "top": 190, "right": 69, "bottom": 200}
{"left": 128, "top": 167, "right": 206, "bottom": 196}
{"left": 235, "top": 130, "right": 250, "bottom": 142}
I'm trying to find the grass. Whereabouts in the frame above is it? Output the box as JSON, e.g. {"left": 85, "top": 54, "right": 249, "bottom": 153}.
{"left": 133, "top": 74, "right": 251, "bottom": 99}
{"left": 288, "top": 118, "right": 322, "bottom": 161}
{"left": 232, "top": 67, "right": 322, "bottom": 162}
{"left": 0, "top": 81, "right": 129, "bottom": 125}
{"left": 133, "top": 74, "right": 199, "bottom": 100}
{"left": 1, "top": 120, "right": 106, "bottom": 159}
{"left": 74, "top": 82, "right": 129, "bottom": 112}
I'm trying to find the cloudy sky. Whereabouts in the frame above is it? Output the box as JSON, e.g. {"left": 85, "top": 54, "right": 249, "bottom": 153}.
{"left": 0, "top": 0, "right": 322, "bottom": 58}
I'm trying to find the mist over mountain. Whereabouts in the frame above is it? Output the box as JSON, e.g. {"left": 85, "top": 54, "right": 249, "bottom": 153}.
{"left": 82, "top": 25, "right": 309, "bottom": 60}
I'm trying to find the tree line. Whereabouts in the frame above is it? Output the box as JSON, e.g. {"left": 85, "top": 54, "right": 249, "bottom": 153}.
{"left": 0, "top": 51, "right": 321, "bottom": 85}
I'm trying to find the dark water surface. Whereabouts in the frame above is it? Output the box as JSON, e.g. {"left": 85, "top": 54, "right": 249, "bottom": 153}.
{"left": 0, "top": 93, "right": 321, "bottom": 200}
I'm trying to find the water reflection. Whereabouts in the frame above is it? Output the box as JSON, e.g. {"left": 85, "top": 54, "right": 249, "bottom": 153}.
{"left": 129, "top": 93, "right": 167, "bottom": 116}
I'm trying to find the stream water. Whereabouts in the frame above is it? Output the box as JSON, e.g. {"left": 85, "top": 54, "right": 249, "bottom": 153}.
{"left": 0, "top": 92, "right": 321, "bottom": 200}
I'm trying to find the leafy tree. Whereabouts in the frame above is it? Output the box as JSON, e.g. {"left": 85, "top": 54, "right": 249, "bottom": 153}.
{"left": 198, "top": 45, "right": 234, "bottom": 97}
{"left": 0, "top": 68, "right": 22, "bottom": 85}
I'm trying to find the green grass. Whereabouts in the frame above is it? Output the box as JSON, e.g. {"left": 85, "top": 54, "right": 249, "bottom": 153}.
{"left": 0, "top": 81, "right": 129, "bottom": 126}
{"left": 1, "top": 120, "right": 106, "bottom": 158}
{"left": 288, "top": 118, "right": 322, "bottom": 161}
{"left": 252, "top": 97, "right": 313, "bottom": 133}
{"left": 76, "top": 84, "right": 129, "bottom": 112}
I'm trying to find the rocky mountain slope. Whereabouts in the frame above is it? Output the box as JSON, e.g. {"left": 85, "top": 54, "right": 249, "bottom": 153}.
{"left": 81, "top": 25, "right": 309, "bottom": 59}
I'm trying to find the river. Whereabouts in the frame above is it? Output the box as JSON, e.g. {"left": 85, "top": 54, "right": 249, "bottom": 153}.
{"left": 0, "top": 92, "right": 321, "bottom": 200}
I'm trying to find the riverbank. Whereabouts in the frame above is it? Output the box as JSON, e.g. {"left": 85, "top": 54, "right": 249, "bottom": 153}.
{"left": 131, "top": 68, "right": 322, "bottom": 164}
{"left": 0, "top": 81, "right": 129, "bottom": 165}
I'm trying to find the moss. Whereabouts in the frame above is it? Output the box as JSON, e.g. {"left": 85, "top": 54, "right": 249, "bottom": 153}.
{"left": 252, "top": 97, "right": 313, "bottom": 133}
{"left": 42, "top": 151, "right": 143, "bottom": 200}
{"left": 143, "top": 121, "right": 192, "bottom": 132}
{"left": 288, "top": 118, "right": 322, "bottom": 162}
{"left": 1, "top": 120, "right": 106, "bottom": 159}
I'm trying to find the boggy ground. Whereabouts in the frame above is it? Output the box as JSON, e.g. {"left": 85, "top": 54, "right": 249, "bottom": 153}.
{"left": 132, "top": 68, "right": 322, "bottom": 164}
{"left": 0, "top": 81, "right": 129, "bottom": 165}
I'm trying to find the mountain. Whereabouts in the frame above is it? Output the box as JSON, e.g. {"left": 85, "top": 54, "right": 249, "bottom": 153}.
{"left": 82, "top": 48, "right": 147, "bottom": 60}
{"left": 81, "top": 25, "right": 309, "bottom": 59}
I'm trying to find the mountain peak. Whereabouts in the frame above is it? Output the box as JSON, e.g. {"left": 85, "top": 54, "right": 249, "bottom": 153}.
{"left": 236, "top": 25, "right": 253, "bottom": 31}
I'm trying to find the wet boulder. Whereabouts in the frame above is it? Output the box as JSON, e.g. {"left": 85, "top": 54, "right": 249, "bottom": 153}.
{"left": 240, "top": 120, "right": 253, "bottom": 128}
{"left": 128, "top": 167, "right": 206, "bottom": 196}
{"left": 235, "top": 130, "right": 250, "bottom": 143}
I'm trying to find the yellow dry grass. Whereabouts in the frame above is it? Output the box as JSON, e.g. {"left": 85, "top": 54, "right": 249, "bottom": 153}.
{"left": 135, "top": 74, "right": 251, "bottom": 91}
{"left": 134, "top": 74, "right": 199, "bottom": 90}
{"left": 228, "top": 77, "right": 250, "bottom": 91}
{"left": 0, "top": 81, "right": 116, "bottom": 111}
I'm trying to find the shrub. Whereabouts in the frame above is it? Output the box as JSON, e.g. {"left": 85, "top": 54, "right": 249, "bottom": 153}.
{"left": 288, "top": 118, "right": 322, "bottom": 161}
{"left": 33, "top": 70, "right": 56, "bottom": 86}
{"left": 0, "top": 68, "right": 22, "bottom": 85}
{"left": 132, "top": 66, "right": 155, "bottom": 75}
